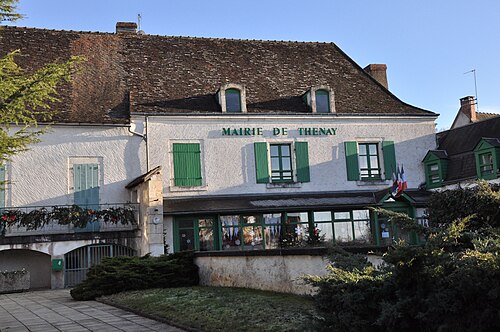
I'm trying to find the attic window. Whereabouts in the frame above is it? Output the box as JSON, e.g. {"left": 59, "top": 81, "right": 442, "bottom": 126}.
{"left": 225, "top": 89, "right": 241, "bottom": 113}
{"left": 303, "top": 86, "right": 335, "bottom": 113}
{"left": 217, "top": 84, "right": 247, "bottom": 113}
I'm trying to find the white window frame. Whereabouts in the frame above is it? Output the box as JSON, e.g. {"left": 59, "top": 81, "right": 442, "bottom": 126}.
{"left": 217, "top": 83, "right": 247, "bottom": 113}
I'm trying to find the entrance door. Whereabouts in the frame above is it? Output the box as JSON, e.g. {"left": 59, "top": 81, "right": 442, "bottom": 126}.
{"left": 73, "top": 164, "right": 100, "bottom": 232}
{"left": 175, "top": 218, "right": 196, "bottom": 251}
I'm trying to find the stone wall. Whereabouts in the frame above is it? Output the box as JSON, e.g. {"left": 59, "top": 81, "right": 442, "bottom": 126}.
{"left": 0, "top": 270, "right": 30, "bottom": 294}
{"left": 195, "top": 254, "right": 329, "bottom": 295}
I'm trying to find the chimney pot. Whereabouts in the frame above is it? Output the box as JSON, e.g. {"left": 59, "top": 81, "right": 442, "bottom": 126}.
{"left": 459, "top": 96, "right": 476, "bottom": 122}
{"left": 364, "top": 64, "right": 388, "bottom": 89}
{"left": 116, "top": 22, "right": 137, "bottom": 34}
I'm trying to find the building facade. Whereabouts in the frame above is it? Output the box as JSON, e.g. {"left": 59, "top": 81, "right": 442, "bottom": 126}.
{"left": 0, "top": 23, "right": 438, "bottom": 291}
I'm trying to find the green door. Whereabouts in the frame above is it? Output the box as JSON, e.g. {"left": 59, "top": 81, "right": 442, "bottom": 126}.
{"left": 74, "top": 164, "right": 100, "bottom": 232}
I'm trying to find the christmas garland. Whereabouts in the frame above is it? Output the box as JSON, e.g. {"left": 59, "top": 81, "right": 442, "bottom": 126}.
{"left": 0, "top": 205, "right": 137, "bottom": 236}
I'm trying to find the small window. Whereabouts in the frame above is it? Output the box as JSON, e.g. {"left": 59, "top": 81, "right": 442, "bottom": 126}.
{"left": 358, "top": 143, "right": 381, "bottom": 180}
{"left": 225, "top": 88, "right": 241, "bottom": 113}
{"left": 479, "top": 152, "right": 494, "bottom": 177}
{"left": 270, "top": 144, "right": 293, "bottom": 182}
{"left": 427, "top": 163, "right": 440, "bottom": 184}
{"left": 315, "top": 89, "right": 330, "bottom": 113}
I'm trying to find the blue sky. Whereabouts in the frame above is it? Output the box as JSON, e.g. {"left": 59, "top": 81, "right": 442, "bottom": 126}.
{"left": 7, "top": 0, "right": 500, "bottom": 130}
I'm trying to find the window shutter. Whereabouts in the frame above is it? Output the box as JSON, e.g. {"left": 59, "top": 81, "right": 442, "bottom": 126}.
{"left": 173, "top": 143, "right": 202, "bottom": 187}
{"left": 344, "top": 142, "right": 360, "bottom": 181}
{"left": 0, "top": 165, "right": 5, "bottom": 208}
{"left": 74, "top": 164, "right": 99, "bottom": 209}
{"left": 382, "top": 141, "right": 396, "bottom": 180}
{"left": 254, "top": 142, "right": 269, "bottom": 183}
{"left": 295, "top": 142, "right": 310, "bottom": 182}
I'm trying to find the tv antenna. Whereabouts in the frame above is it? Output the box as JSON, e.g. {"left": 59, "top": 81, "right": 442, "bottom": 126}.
{"left": 137, "top": 13, "right": 142, "bottom": 31}
{"left": 464, "top": 69, "right": 479, "bottom": 112}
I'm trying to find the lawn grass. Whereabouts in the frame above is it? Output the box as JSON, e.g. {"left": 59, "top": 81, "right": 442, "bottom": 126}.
{"left": 101, "top": 286, "right": 318, "bottom": 332}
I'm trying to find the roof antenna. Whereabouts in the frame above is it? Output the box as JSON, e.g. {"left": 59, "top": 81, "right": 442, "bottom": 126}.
{"left": 464, "top": 69, "right": 479, "bottom": 112}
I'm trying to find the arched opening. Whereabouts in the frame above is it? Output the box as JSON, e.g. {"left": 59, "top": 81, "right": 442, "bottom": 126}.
{"left": 0, "top": 249, "right": 51, "bottom": 289}
{"left": 225, "top": 88, "right": 242, "bottom": 113}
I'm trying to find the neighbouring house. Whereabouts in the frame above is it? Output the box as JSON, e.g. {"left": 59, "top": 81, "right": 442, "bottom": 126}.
{"left": 0, "top": 22, "right": 438, "bottom": 293}
{"left": 423, "top": 99, "right": 500, "bottom": 190}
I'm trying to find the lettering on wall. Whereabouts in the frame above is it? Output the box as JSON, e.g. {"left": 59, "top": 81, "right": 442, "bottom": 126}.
{"left": 221, "top": 127, "right": 338, "bottom": 136}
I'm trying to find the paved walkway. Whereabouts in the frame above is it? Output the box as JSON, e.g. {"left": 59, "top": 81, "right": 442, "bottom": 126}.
{"left": 0, "top": 289, "right": 185, "bottom": 332}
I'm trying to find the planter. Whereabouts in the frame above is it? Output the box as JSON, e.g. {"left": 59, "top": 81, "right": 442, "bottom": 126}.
{"left": 0, "top": 270, "right": 30, "bottom": 294}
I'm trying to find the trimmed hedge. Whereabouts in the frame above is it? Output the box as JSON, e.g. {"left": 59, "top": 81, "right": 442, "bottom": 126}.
{"left": 70, "top": 251, "right": 199, "bottom": 300}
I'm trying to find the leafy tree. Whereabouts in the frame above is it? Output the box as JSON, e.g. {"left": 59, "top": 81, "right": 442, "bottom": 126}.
{"left": 308, "top": 183, "right": 500, "bottom": 331}
{"left": 0, "top": 0, "right": 82, "bottom": 163}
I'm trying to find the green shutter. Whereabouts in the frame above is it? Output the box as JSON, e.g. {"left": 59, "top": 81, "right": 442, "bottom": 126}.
{"left": 295, "top": 142, "right": 310, "bottom": 182}
{"left": 254, "top": 142, "right": 269, "bottom": 183}
{"left": 344, "top": 142, "right": 360, "bottom": 181}
{"left": 0, "top": 164, "right": 5, "bottom": 208}
{"left": 173, "top": 143, "right": 202, "bottom": 186}
{"left": 382, "top": 141, "right": 396, "bottom": 180}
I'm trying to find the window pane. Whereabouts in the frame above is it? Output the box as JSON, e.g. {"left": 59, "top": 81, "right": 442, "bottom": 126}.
{"left": 264, "top": 225, "right": 281, "bottom": 249}
{"left": 315, "top": 222, "right": 333, "bottom": 241}
{"left": 243, "top": 226, "right": 264, "bottom": 250}
{"left": 270, "top": 145, "right": 279, "bottom": 156}
{"left": 281, "top": 145, "right": 291, "bottom": 156}
{"left": 242, "top": 215, "right": 258, "bottom": 224}
{"left": 359, "top": 156, "right": 368, "bottom": 168}
{"left": 334, "top": 212, "right": 350, "bottom": 220}
{"left": 220, "top": 215, "right": 239, "bottom": 227}
{"left": 199, "top": 227, "right": 214, "bottom": 251}
{"left": 315, "top": 90, "right": 329, "bottom": 113}
{"left": 314, "top": 211, "right": 332, "bottom": 222}
{"left": 225, "top": 89, "right": 241, "bottom": 113}
{"left": 353, "top": 220, "right": 371, "bottom": 243}
{"left": 271, "top": 157, "right": 280, "bottom": 171}
{"left": 281, "top": 158, "right": 291, "bottom": 170}
{"left": 222, "top": 227, "right": 241, "bottom": 250}
{"left": 199, "top": 218, "right": 213, "bottom": 228}
{"left": 353, "top": 210, "right": 369, "bottom": 220}
{"left": 369, "top": 144, "right": 378, "bottom": 155}
{"left": 263, "top": 214, "right": 281, "bottom": 249}
{"left": 287, "top": 212, "right": 308, "bottom": 223}
{"left": 178, "top": 219, "right": 194, "bottom": 228}
{"left": 358, "top": 144, "right": 366, "bottom": 155}
{"left": 430, "top": 164, "right": 439, "bottom": 171}
{"left": 334, "top": 222, "right": 353, "bottom": 242}
{"left": 370, "top": 156, "right": 379, "bottom": 167}
{"left": 179, "top": 229, "right": 195, "bottom": 251}
{"left": 263, "top": 213, "right": 282, "bottom": 225}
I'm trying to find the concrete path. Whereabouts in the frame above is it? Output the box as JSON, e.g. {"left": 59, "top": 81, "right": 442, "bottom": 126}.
{"left": 0, "top": 289, "right": 185, "bottom": 332}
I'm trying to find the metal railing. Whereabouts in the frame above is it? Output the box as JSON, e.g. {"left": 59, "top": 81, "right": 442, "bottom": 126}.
{"left": 1, "top": 203, "right": 139, "bottom": 237}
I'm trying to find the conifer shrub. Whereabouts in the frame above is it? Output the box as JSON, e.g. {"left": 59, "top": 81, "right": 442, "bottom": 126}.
{"left": 307, "top": 182, "right": 500, "bottom": 331}
{"left": 70, "top": 251, "right": 199, "bottom": 300}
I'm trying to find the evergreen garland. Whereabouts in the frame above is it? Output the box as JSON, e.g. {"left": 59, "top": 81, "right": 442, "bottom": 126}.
{"left": 0, "top": 205, "right": 137, "bottom": 236}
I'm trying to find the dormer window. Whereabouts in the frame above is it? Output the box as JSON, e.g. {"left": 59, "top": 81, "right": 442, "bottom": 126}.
{"left": 315, "top": 89, "right": 330, "bottom": 113}
{"left": 217, "top": 83, "right": 247, "bottom": 113}
{"left": 225, "top": 88, "right": 241, "bottom": 113}
{"left": 303, "top": 86, "right": 335, "bottom": 113}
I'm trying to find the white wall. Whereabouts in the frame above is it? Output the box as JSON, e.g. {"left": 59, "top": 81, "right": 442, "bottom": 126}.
{"left": 5, "top": 125, "right": 146, "bottom": 207}
{"left": 144, "top": 115, "right": 437, "bottom": 197}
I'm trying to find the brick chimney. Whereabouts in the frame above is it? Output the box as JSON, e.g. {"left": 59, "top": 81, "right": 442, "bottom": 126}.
{"left": 459, "top": 96, "right": 476, "bottom": 122}
{"left": 116, "top": 22, "right": 137, "bottom": 34}
{"left": 364, "top": 64, "right": 388, "bottom": 89}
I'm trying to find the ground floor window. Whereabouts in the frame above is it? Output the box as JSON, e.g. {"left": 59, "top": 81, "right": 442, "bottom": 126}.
{"left": 173, "top": 208, "right": 375, "bottom": 252}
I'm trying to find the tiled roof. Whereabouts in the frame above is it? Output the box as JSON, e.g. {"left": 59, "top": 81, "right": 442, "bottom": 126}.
{"left": 476, "top": 112, "right": 499, "bottom": 121}
{"left": 437, "top": 116, "right": 500, "bottom": 182}
{"left": 0, "top": 26, "right": 436, "bottom": 124}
